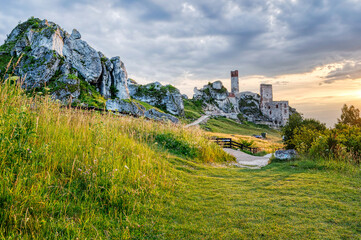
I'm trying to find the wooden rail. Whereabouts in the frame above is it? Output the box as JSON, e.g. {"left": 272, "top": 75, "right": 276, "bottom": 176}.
{"left": 214, "top": 138, "right": 259, "bottom": 154}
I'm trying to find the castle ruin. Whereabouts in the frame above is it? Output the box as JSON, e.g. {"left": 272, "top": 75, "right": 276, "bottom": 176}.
{"left": 231, "top": 70, "right": 239, "bottom": 94}
{"left": 229, "top": 71, "right": 290, "bottom": 126}
{"left": 260, "top": 84, "right": 289, "bottom": 126}
{"left": 193, "top": 70, "right": 291, "bottom": 128}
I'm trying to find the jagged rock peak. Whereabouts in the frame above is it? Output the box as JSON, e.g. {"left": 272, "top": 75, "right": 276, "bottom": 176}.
{"left": 70, "top": 29, "right": 81, "bottom": 40}
{"left": 1, "top": 17, "right": 129, "bottom": 104}
{"left": 193, "top": 81, "right": 229, "bottom": 102}
{"left": 0, "top": 17, "right": 184, "bottom": 123}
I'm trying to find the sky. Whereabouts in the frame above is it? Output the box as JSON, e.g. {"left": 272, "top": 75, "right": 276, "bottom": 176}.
{"left": 1, "top": 0, "right": 361, "bottom": 126}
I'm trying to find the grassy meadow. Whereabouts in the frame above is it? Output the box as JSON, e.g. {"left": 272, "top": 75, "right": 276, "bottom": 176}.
{"left": 153, "top": 158, "right": 361, "bottom": 239}
{"left": 1, "top": 80, "right": 361, "bottom": 239}
{"left": 0, "top": 80, "right": 232, "bottom": 238}
{"left": 199, "top": 116, "right": 283, "bottom": 153}
{"left": 200, "top": 116, "right": 280, "bottom": 138}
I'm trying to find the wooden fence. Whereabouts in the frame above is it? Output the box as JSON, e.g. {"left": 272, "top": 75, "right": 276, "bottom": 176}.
{"left": 214, "top": 138, "right": 259, "bottom": 154}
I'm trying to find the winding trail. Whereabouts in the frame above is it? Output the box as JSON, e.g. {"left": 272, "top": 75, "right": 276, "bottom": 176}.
{"left": 186, "top": 115, "right": 272, "bottom": 169}
{"left": 223, "top": 148, "right": 272, "bottom": 169}
{"left": 185, "top": 115, "right": 210, "bottom": 127}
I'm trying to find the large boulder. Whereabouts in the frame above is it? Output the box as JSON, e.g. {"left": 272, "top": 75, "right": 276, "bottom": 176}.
{"left": 193, "top": 81, "right": 229, "bottom": 102}
{"left": 106, "top": 99, "right": 179, "bottom": 123}
{"left": 129, "top": 81, "right": 184, "bottom": 116}
{"left": 193, "top": 81, "right": 237, "bottom": 114}
{"left": 275, "top": 149, "right": 297, "bottom": 160}
{"left": 106, "top": 99, "right": 145, "bottom": 116}
{"left": 144, "top": 109, "right": 179, "bottom": 123}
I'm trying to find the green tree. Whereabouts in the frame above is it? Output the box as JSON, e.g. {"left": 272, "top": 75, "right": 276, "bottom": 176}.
{"left": 282, "top": 113, "right": 326, "bottom": 149}
{"left": 282, "top": 113, "right": 303, "bottom": 149}
{"left": 337, "top": 104, "right": 361, "bottom": 127}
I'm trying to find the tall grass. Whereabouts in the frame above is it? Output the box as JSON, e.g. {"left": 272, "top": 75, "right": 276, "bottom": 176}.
{"left": 0, "top": 80, "right": 233, "bottom": 238}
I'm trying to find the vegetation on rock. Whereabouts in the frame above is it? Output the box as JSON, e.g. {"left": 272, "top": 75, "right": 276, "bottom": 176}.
{"left": 183, "top": 99, "right": 204, "bottom": 122}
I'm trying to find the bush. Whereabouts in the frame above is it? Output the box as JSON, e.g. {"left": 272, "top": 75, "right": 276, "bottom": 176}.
{"left": 288, "top": 106, "right": 361, "bottom": 165}
{"left": 282, "top": 114, "right": 326, "bottom": 149}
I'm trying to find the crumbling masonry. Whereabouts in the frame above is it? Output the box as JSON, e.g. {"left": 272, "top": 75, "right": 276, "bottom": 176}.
{"left": 229, "top": 71, "right": 290, "bottom": 127}
{"left": 259, "top": 84, "right": 289, "bottom": 126}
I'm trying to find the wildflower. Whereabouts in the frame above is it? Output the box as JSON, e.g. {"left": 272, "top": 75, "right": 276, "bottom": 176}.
{"left": 125, "top": 165, "right": 129, "bottom": 170}
{"left": 78, "top": 168, "right": 82, "bottom": 172}
{"left": 114, "top": 169, "right": 118, "bottom": 171}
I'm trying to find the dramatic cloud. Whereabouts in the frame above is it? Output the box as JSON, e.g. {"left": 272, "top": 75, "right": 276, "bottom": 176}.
{"left": 323, "top": 61, "right": 361, "bottom": 83}
{"left": 1, "top": 0, "right": 361, "bottom": 125}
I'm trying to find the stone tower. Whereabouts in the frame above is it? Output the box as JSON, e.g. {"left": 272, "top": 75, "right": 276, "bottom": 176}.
{"left": 260, "top": 84, "right": 273, "bottom": 111}
{"left": 231, "top": 70, "right": 239, "bottom": 93}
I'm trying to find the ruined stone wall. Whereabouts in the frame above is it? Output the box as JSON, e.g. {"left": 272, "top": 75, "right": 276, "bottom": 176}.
{"left": 263, "top": 101, "right": 289, "bottom": 126}
{"left": 231, "top": 70, "right": 239, "bottom": 93}
{"left": 260, "top": 84, "right": 289, "bottom": 126}
{"left": 260, "top": 84, "right": 273, "bottom": 111}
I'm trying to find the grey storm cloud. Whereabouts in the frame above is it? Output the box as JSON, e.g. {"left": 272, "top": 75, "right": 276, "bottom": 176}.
{"left": 1, "top": 0, "right": 361, "bottom": 88}
{"left": 323, "top": 61, "right": 361, "bottom": 84}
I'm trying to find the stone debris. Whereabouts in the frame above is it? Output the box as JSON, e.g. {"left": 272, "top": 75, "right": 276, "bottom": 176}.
{"left": 274, "top": 149, "right": 297, "bottom": 160}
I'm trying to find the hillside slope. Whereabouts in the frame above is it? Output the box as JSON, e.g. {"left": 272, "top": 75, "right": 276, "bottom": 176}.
{"left": 0, "top": 81, "right": 232, "bottom": 238}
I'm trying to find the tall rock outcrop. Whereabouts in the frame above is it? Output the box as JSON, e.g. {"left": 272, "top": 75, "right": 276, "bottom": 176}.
{"left": 0, "top": 17, "right": 181, "bottom": 123}
{"left": 3, "top": 17, "right": 129, "bottom": 104}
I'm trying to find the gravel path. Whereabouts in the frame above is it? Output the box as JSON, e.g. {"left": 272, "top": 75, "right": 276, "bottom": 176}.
{"left": 185, "top": 115, "right": 210, "bottom": 127}
{"left": 223, "top": 148, "right": 272, "bottom": 169}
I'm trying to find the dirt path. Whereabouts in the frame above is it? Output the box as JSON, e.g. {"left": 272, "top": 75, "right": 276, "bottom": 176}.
{"left": 185, "top": 115, "right": 210, "bottom": 127}
{"left": 223, "top": 148, "right": 272, "bottom": 169}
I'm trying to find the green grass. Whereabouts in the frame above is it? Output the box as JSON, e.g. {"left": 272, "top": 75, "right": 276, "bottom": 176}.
{"left": 0, "top": 81, "right": 232, "bottom": 238}
{"left": 131, "top": 99, "right": 164, "bottom": 113}
{"left": 201, "top": 116, "right": 281, "bottom": 138}
{"left": 149, "top": 157, "right": 361, "bottom": 239}
{"left": 77, "top": 79, "right": 107, "bottom": 108}
{"left": 183, "top": 99, "right": 204, "bottom": 123}
{"left": 1, "top": 82, "right": 361, "bottom": 239}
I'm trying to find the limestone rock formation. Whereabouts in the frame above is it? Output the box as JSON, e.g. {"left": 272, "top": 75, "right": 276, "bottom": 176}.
{"left": 128, "top": 80, "right": 184, "bottom": 116}
{"left": 193, "top": 81, "right": 229, "bottom": 102}
{"left": 106, "top": 99, "right": 146, "bottom": 117}
{"left": 193, "top": 81, "right": 275, "bottom": 124}
{"left": 2, "top": 17, "right": 129, "bottom": 105}
{"left": 193, "top": 81, "right": 238, "bottom": 115}
{"left": 238, "top": 92, "right": 270, "bottom": 122}
{"left": 62, "top": 29, "right": 103, "bottom": 84}
{"left": 144, "top": 109, "right": 179, "bottom": 123}
{"left": 106, "top": 99, "right": 179, "bottom": 123}
{"left": 0, "top": 17, "right": 185, "bottom": 123}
